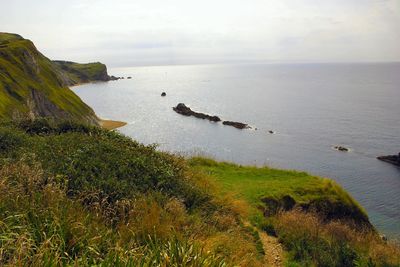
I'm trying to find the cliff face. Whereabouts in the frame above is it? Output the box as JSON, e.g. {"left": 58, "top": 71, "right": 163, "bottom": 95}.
{"left": 53, "top": 60, "right": 111, "bottom": 86}
{"left": 0, "top": 32, "right": 99, "bottom": 125}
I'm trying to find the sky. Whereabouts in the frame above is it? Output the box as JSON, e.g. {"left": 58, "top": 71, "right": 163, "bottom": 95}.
{"left": 1, "top": 0, "right": 399, "bottom": 67}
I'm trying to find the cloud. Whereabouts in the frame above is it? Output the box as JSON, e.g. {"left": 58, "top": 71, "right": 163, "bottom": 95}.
{"left": 1, "top": 0, "right": 399, "bottom": 66}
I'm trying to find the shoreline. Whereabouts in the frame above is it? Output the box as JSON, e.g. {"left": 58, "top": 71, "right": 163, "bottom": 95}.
{"left": 100, "top": 119, "right": 127, "bottom": 130}
{"left": 69, "top": 81, "right": 127, "bottom": 130}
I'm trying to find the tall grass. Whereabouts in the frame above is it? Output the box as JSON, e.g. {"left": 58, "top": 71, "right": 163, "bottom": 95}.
{"left": 189, "top": 156, "right": 400, "bottom": 266}
{"left": 0, "top": 160, "right": 229, "bottom": 266}
{"left": 275, "top": 210, "right": 400, "bottom": 267}
{"left": 0, "top": 120, "right": 264, "bottom": 266}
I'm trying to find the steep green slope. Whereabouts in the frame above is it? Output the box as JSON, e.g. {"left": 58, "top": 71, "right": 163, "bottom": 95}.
{"left": 53, "top": 60, "right": 111, "bottom": 85}
{"left": 0, "top": 33, "right": 98, "bottom": 124}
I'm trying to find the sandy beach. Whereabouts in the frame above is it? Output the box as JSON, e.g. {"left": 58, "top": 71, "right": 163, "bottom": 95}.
{"left": 100, "top": 119, "right": 127, "bottom": 130}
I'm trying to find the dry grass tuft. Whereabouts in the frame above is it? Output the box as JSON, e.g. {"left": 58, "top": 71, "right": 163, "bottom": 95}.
{"left": 275, "top": 209, "right": 400, "bottom": 266}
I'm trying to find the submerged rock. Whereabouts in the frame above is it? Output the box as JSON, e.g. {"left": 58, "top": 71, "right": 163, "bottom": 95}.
{"left": 334, "top": 146, "right": 349, "bottom": 152}
{"left": 377, "top": 153, "right": 400, "bottom": 167}
{"left": 161, "top": 92, "right": 166, "bottom": 97}
{"left": 222, "top": 120, "right": 250, "bottom": 129}
{"left": 173, "top": 103, "right": 221, "bottom": 122}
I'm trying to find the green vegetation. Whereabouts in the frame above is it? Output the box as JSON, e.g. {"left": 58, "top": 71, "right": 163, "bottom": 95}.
{"left": 189, "top": 157, "right": 400, "bottom": 266}
{"left": 0, "top": 119, "right": 264, "bottom": 266}
{"left": 53, "top": 60, "right": 110, "bottom": 85}
{"left": 1, "top": 32, "right": 399, "bottom": 267}
{"left": 0, "top": 120, "right": 399, "bottom": 266}
{"left": 0, "top": 32, "right": 100, "bottom": 124}
{"left": 275, "top": 210, "right": 400, "bottom": 266}
{"left": 188, "top": 157, "right": 369, "bottom": 226}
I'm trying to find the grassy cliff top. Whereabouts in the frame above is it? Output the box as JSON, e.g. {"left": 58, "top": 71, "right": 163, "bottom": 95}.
{"left": 189, "top": 157, "right": 369, "bottom": 226}
{"left": 53, "top": 60, "right": 110, "bottom": 85}
{"left": 0, "top": 32, "right": 23, "bottom": 43}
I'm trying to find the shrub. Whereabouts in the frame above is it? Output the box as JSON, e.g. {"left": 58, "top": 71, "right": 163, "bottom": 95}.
{"left": 0, "top": 128, "right": 25, "bottom": 153}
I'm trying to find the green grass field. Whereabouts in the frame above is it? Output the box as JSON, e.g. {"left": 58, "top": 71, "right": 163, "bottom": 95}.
{"left": 188, "top": 157, "right": 369, "bottom": 227}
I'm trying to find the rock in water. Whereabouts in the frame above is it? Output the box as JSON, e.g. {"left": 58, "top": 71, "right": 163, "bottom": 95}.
{"left": 173, "top": 103, "right": 221, "bottom": 122}
{"left": 109, "top": 75, "right": 120, "bottom": 81}
{"left": 377, "top": 153, "right": 400, "bottom": 167}
{"left": 222, "top": 121, "right": 250, "bottom": 129}
{"left": 334, "top": 146, "right": 349, "bottom": 152}
{"left": 161, "top": 92, "right": 166, "bottom": 97}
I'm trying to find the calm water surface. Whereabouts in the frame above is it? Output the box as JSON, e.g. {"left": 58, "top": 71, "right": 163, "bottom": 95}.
{"left": 74, "top": 63, "right": 400, "bottom": 238}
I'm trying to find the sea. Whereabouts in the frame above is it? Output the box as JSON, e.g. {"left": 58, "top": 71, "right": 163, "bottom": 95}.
{"left": 74, "top": 62, "right": 400, "bottom": 239}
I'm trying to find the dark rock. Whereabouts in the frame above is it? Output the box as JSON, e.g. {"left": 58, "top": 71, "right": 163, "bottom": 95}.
{"left": 261, "top": 195, "right": 296, "bottom": 217}
{"left": 222, "top": 120, "right": 250, "bottom": 129}
{"left": 161, "top": 92, "right": 166, "bottom": 97}
{"left": 380, "top": 234, "right": 388, "bottom": 242}
{"left": 109, "top": 75, "right": 120, "bottom": 81}
{"left": 127, "top": 76, "right": 132, "bottom": 79}
{"left": 377, "top": 153, "right": 400, "bottom": 167}
{"left": 268, "top": 130, "right": 275, "bottom": 134}
{"left": 334, "top": 146, "right": 349, "bottom": 152}
{"left": 173, "top": 103, "right": 221, "bottom": 122}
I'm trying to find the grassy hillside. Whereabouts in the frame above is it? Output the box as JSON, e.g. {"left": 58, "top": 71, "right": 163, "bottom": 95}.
{"left": 188, "top": 158, "right": 369, "bottom": 226}
{"left": 0, "top": 119, "right": 398, "bottom": 266}
{"left": 53, "top": 60, "right": 111, "bottom": 85}
{"left": 189, "top": 158, "right": 400, "bottom": 266}
{"left": 0, "top": 120, "right": 265, "bottom": 266}
{"left": 0, "top": 33, "right": 99, "bottom": 124}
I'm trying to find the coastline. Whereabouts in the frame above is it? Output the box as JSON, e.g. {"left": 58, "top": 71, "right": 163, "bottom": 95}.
{"left": 69, "top": 81, "right": 127, "bottom": 130}
{"left": 70, "top": 63, "right": 397, "bottom": 238}
{"left": 100, "top": 119, "right": 127, "bottom": 130}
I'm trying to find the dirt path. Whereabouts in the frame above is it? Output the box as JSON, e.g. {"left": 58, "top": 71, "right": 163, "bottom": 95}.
{"left": 258, "top": 230, "right": 284, "bottom": 267}
{"left": 244, "top": 221, "right": 284, "bottom": 266}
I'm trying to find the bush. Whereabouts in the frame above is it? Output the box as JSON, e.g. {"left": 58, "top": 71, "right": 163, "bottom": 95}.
{"left": 0, "top": 128, "right": 25, "bottom": 153}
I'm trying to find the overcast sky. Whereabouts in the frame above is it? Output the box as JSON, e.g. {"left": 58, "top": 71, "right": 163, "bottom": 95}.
{"left": 1, "top": 0, "right": 399, "bottom": 66}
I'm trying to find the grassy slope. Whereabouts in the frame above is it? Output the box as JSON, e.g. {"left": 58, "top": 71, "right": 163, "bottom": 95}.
{"left": 0, "top": 120, "right": 265, "bottom": 266}
{"left": 189, "top": 158, "right": 400, "bottom": 266}
{"left": 0, "top": 33, "right": 98, "bottom": 123}
{"left": 188, "top": 157, "right": 368, "bottom": 225}
{"left": 0, "top": 120, "right": 398, "bottom": 266}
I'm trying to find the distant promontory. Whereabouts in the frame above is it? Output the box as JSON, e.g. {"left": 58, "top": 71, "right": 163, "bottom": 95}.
{"left": 0, "top": 32, "right": 118, "bottom": 126}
